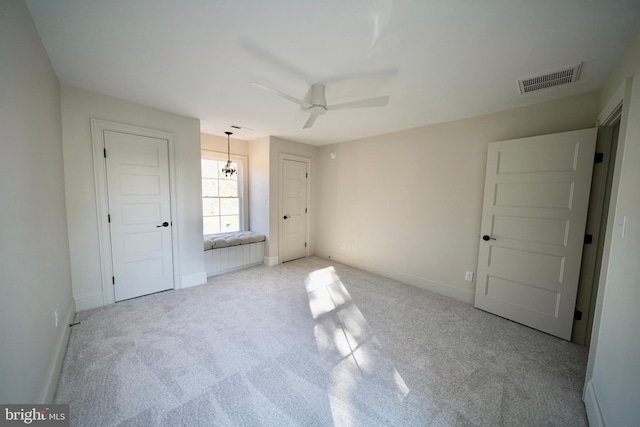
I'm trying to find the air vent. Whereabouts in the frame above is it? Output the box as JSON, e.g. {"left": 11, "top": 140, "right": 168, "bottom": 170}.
{"left": 518, "top": 63, "right": 582, "bottom": 94}
{"left": 230, "top": 125, "right": 253, "bottom": 131}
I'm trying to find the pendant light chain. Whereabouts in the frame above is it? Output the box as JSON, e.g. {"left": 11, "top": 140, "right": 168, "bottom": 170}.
{"left": 221, "top": 131, "right": 236, "bottom": 177}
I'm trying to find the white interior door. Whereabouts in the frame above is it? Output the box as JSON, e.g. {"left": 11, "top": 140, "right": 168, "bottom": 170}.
{"left": 474, "top": 128, "right": 597, "bottom": 340}
{"left": 281, "top": 158, "right": 308, "bottom": 263}
{"left": 105, "top": 130, "right": 174, "bottom": 301}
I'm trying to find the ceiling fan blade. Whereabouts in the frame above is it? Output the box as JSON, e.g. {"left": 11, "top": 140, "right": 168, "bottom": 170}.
{"left": 327, "top": 96, "right": 389, "bottom": 111}
{"left": 303, "top": 114, "right": 318, "bottom": 129}
{"left": 251, "top": 82, "right": 310, "bottom": 108}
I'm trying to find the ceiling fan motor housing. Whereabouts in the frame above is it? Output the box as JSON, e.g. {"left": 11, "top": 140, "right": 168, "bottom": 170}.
{"left": 310, "top": 84, "right": 327, "bottom": 107}
{"left": 308, "top": 105, "right": 327, "bottom": 115}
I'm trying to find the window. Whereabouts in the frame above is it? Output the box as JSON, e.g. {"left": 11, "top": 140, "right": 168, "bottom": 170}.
{"left": 201, "top": 151, "right": 247, "bottom": 235}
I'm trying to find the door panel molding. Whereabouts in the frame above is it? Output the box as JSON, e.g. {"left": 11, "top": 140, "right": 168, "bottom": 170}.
{"left": 91, "top": 119, "right": 179, "bottom": 305}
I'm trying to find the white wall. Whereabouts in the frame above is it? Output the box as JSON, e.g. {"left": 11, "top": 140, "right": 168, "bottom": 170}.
{"left": 584, "top": 27, "right": 640, "bottom": 426}
{"left": 314, "top": 93, "right": 600, "bottom": 303}
{"left": 0, "top": 0, "right": 74, "bottom": 403}
{"left": 248, "top": 137, "right": 271, "bottom": 253}
{"left": 61, "top": 86, "right": 204, "bottom": 310}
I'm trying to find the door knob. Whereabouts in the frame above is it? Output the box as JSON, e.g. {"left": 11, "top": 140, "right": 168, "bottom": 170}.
{"left": 482, "top": 235, "right": 496, "bottom": 241}
{"left": 157, "top": 222, "right": 169, "bottom": 228}
{"left": 283, "top": 215, "right": 290, "bottom": 220}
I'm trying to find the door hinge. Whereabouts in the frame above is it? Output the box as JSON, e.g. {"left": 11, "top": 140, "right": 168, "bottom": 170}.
{"left": 108, "top": 214, "right": 111, "bottom": 223}
{"left": 103, "top": 148, "right": 107, "bottom": 158}
{"left": 305, "top": 242, "right": 307, "bottom": 248}
{"left": 305, "top": 208, "right": 308, "bottom": 213}
{"left": 306, "top": 172, "right": 308, "bottom": 178}
{"left": 594, "top": 152, "right": 604, "bottom": 164}
{"left": 584, "top": 234, "right": 593, "bottom": 244}
{"left": 574, "top": 310, "right": 582, "bottom": 320}
{"left": 112, "top": 276, "right": 115, "bottom": 285}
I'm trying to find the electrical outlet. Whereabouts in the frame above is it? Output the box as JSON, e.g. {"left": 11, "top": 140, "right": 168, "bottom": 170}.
{"left": 54, "top": 310, "right": 59, "bottom": 327}
{"left": 465, "top": 271, "right": 474, "bottom": 282}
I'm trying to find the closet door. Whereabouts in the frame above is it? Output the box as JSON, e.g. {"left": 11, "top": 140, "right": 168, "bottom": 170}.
{"left": 474, "top": 128, "right": 596, "bottom": 340}
{"left": 105, "top": 130, "right": 174, "bottom": 301}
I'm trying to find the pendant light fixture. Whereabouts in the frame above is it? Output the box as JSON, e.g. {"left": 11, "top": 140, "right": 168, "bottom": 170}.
{"left": 221, "top": 131, "right": 236, "bottom": 177}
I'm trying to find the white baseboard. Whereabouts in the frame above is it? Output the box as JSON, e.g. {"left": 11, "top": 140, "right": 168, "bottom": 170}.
{"left": 74, "top": 293, "right": 104, "bottom": 311}
{"left": 264, "top": 256, "right": 279, "bottom": 267}
{"left": 40, "top": 299, "right": 75, "bottom": 403}
{"left": 321, "top": 253, "right": 475, "bottom": 304}
{"left": 584, "top": 380, "right": 605, "bottom": 427}
{"left": 181, "top": 271, "right": 207, "bottom": 289}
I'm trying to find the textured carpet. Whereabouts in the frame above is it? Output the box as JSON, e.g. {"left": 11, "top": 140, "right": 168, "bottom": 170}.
{"left": 55, "top": 256, "right": 589, "bottom": 426}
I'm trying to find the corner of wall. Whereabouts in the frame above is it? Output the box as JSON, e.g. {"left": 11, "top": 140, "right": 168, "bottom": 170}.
{"left": 181, "top": 271, "right": 208, "bottom": 289}
{"left": 40, "top": 299, "right": 75, "bottom": 403}
{"left": 74, "top": 293, "right": 104, "bottom": 312}
{"left": 583, "top": 380, "right": 605, "bottom": 427}
{"left": 263, "top": 255, "right": 279, "bottom": 267}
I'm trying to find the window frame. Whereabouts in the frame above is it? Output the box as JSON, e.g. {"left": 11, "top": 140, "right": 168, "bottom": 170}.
{"left": 201, "top": 150, "right": 248, "bottom": 235}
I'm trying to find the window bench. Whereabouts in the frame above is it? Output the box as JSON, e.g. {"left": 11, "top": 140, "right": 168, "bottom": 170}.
{"left": 204, "top": 231, "right": 266, "bottom": 277}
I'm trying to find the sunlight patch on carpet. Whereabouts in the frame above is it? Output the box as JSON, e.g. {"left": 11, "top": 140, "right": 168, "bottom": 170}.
{"left": 304, "top": 266, "right": 411, "bottom": 422}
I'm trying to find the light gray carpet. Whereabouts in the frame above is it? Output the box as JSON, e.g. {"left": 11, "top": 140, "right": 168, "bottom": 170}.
{"left": 55, "top": 256, "right": 589, "bottom": 426}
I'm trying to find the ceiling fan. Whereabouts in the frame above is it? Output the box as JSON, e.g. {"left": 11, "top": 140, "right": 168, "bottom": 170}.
{"left": 251, "top": 82, "right": 390, "bottom": 129}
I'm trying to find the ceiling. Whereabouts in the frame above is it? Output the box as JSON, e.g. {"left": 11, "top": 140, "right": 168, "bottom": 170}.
{"left": 26, "top": 0, "right": 640, "bottom": 146}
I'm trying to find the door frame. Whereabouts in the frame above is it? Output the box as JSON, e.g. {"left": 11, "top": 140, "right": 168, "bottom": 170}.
{"left": 278, "top": 153, "right": 311, "bottom": 263}
{"left": 583, "top": 76, "right": 632, "bottom": 427}
{"left": 91, "top": 119, "right": 180, "bottom": 305}
{"left": 573, "top": 113, "right": 621, "bottom": 345}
